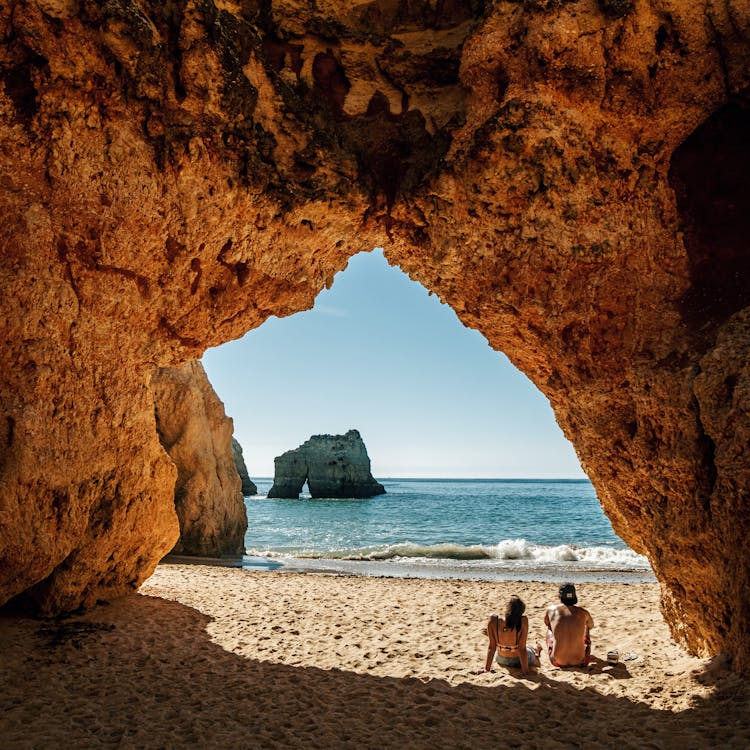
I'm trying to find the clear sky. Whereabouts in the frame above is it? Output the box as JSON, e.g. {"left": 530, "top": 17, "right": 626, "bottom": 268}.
{"left": 202, "top": 248, "right": 586, "bottom": 480}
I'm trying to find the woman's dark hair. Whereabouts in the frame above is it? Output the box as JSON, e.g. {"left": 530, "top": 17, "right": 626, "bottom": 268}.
{"left": 505, "top": 595, "right": 526, "bottom": 633}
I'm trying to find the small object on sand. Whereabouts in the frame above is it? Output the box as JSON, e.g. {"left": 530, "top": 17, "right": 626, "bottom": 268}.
{"left": 606, "top": 649, "right": 620, "bottom": 664}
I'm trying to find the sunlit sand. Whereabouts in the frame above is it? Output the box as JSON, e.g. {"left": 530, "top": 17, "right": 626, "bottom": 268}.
{"left": 1, "top": 564, "right": 748, "bottom": 748}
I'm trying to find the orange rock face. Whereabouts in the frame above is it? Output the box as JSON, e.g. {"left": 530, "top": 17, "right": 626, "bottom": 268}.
{"left": 1, "top": 2, "right": 748, "bottom": 670}
{"left": 152, "top": 361, "right": 247, "bottom": 557}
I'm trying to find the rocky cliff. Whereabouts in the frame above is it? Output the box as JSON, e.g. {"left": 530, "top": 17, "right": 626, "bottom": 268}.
{"left": 1, "top": 1, "right": 749, "bottom": 671}
{"left": 268, "top": 430, "right": 385, "bottom": 499}
{"left": 152, "top": 361, "right": 247, "bottom": 557}
{"left": 232, "top": 438, "right": 258, "bottom": 497}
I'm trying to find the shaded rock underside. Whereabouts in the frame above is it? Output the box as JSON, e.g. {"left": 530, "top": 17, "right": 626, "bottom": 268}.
{"left": 0, "top": 0, "right": 749, "bottom": 672}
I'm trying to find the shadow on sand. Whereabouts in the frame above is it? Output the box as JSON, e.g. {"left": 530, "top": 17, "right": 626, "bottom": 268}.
{"left": 1, "top": 595, "right": 748, "bottom": 749}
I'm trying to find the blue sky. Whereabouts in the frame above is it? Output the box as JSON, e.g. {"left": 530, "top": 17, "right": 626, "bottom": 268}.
{"left": 202, "top": 249, "right": 586, "bottom": 479}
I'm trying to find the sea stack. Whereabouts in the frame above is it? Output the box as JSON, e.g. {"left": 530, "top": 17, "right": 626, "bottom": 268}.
{"left": 268, "top": 430, "right": 386, "bottom": 499}
{"left": 232, "top": 438, "right": 258, "bottom": 496}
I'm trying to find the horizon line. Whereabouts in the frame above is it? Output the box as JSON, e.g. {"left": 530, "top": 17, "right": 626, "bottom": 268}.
{"left": 248, "top": 476, "right": 591, "bottom": 482}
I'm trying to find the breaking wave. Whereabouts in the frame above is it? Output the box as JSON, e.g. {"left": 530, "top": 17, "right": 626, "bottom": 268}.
{"left": 247, "top": 538, "right": 651, "bottom": 569}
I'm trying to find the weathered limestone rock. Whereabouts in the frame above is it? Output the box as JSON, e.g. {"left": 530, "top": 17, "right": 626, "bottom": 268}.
{"left": 1, "top": 1, "right": 749, "bottom": 670}
{"left": 232, "top": 438, "right": 257, "bottom": 497}
{"left": 266, "top": 447, "right": 308, "bottom": 500}
{"left": 268, "top": 430, "right": 385, "bottom": 499}
{"left": 152, "top": 361, "right": 247, "bottom": 557}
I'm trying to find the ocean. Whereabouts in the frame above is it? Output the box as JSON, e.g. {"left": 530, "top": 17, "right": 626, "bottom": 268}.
{"left": 241, "top": 478, "right": 655, "bottom": 584}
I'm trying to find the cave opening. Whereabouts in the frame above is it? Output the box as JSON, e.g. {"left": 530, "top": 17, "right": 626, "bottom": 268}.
{"left": 201, "top": 249, "right": 651, "bottom": 580}
{"left": 203, "top": 248, "right": 584, "bottom": 482}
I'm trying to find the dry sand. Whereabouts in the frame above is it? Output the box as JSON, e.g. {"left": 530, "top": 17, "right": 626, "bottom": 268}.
{"left": 2, "top": 563, "right": 749, "bottom": 749}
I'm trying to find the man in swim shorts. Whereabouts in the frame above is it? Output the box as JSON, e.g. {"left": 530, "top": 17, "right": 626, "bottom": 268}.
{"left": 544, "top": 583, "right": 594, "bottom": 667}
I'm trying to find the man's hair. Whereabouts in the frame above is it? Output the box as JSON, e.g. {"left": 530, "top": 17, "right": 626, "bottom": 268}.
{"left": 559, "top": 582, "right": 578, "bottom": 605}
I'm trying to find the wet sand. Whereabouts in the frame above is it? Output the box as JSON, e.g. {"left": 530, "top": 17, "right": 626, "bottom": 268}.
{"left": 1, "top": 564, "right": 748, "bottom": 748}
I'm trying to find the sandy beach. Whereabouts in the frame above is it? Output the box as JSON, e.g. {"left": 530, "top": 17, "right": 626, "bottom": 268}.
{"left": 2, "top": 563, "right": 749, "bottom": 749}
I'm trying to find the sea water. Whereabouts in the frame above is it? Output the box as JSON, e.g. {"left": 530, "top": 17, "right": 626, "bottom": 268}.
{"left": 242, "top": 478, "right": 655, "bottom": 583}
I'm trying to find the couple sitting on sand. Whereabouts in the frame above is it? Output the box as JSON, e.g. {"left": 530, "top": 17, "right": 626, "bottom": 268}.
{"left": 481, "top": 583, "right": 594, "bottom": 675}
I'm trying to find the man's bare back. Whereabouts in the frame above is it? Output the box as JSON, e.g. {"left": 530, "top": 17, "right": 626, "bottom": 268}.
{"left": 544, "top": 584, "right": 594, "bottom": 667}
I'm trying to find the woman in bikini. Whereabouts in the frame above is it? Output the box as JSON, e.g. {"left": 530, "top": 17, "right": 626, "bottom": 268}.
{"left": 481, "top": 595, "right": 542, "bottom": 675}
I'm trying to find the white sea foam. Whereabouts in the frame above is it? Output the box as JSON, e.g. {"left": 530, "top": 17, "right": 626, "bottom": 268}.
{"left": 489, "top": 539, "right": 649, "bottom": 567}
{"left": 246, "top": 538, "right": 651, "bottom": 569}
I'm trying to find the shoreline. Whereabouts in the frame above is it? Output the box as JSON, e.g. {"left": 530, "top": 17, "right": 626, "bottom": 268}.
{"left": 2, "top": 563, "right": 748, "bottom": 748}
{"left": 243, "top": 554, "right": 658, "bottom": 584}
{"left": 164, "top": 552, "right": 658, "bottom": 584}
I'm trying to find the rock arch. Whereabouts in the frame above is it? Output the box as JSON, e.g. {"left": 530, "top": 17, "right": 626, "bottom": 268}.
{"left": 1, "top": 2, "right": 749, "bottom": 671}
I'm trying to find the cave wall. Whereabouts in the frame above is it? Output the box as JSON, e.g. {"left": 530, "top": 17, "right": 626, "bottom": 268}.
{"left": 1, "top": 1, "right": 749, "bottom": 670}
{"left": 152, "top": 360, "right": 247, "bottom": 558}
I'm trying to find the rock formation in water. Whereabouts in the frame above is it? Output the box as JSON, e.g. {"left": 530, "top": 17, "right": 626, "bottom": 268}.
{"left": 152, "top": 361, "right": 247, "bottom": 557}
{"left": 268, "top": 430, "right": 385, "bottom": 499}
{"left": 232, "top": 438, "right": 257, "bottom": 497}
{"left": 1, "top": 1, "right": 749, "bottom": 671}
